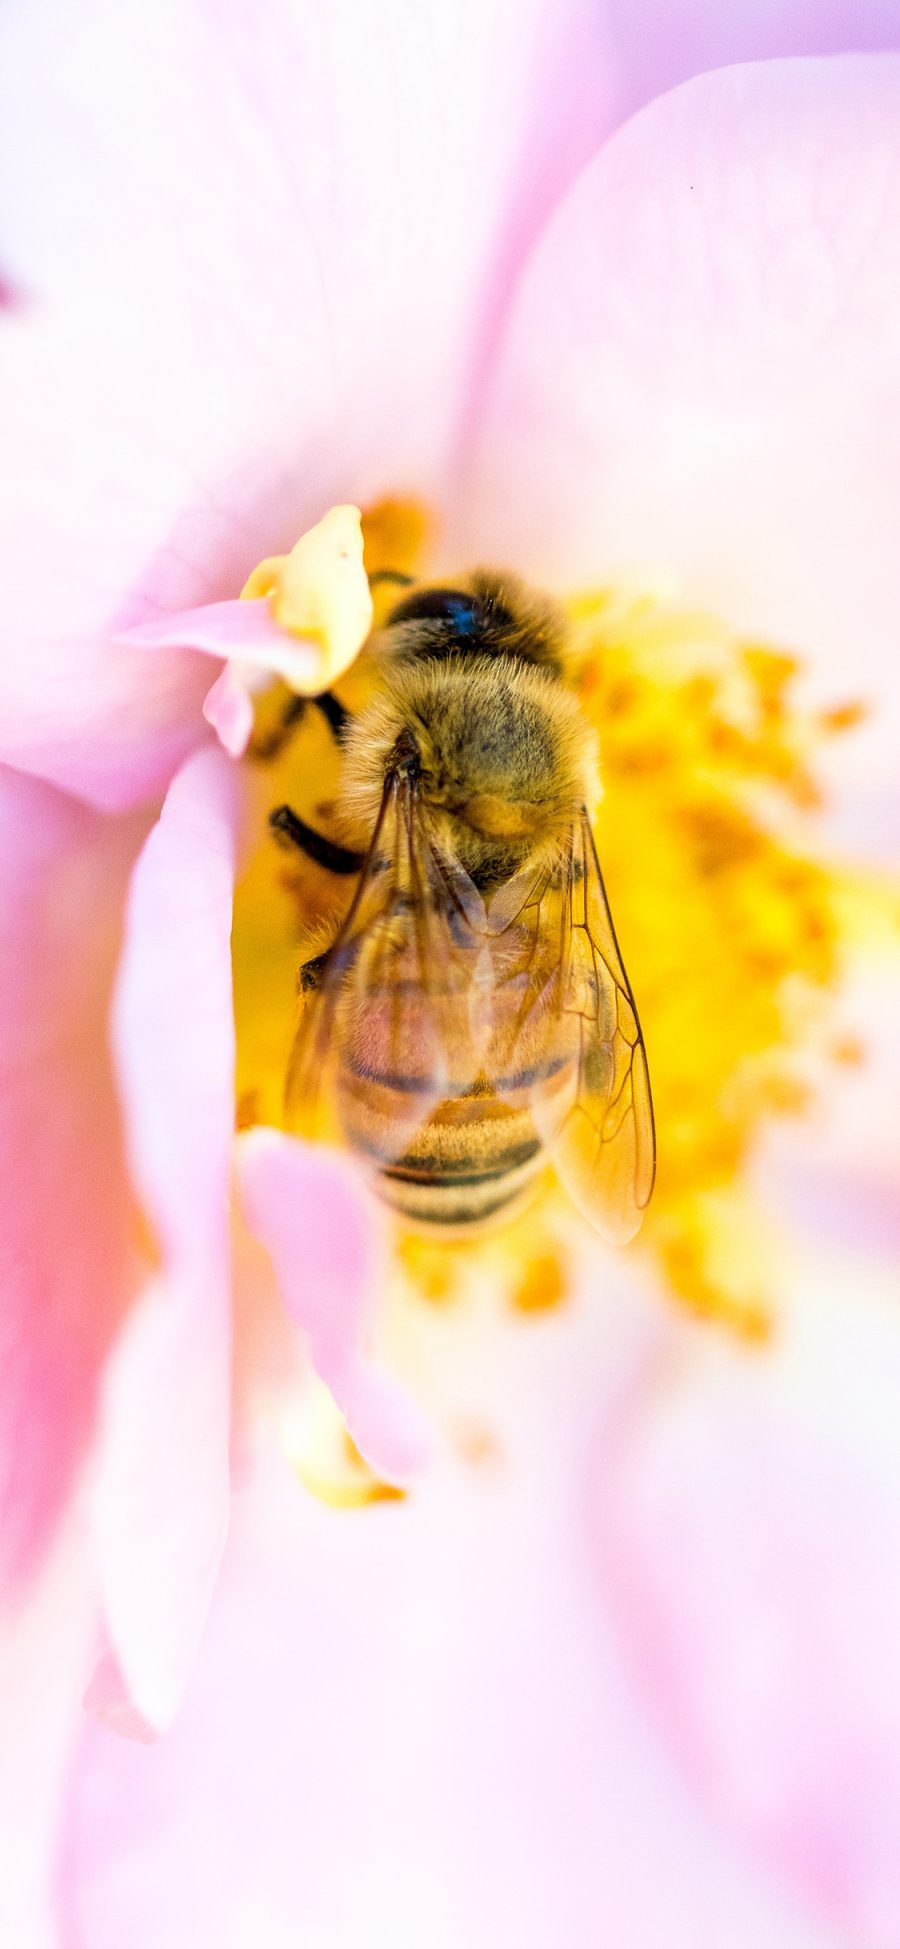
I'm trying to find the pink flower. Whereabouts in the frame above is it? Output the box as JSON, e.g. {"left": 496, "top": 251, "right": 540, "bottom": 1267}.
{"left": 2, "top": 3, "right": 900, "bottom": 1945}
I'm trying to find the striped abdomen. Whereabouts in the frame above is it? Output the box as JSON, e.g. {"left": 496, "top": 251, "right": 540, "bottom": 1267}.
{"left": 332, "top": 935, "right": 574, "bottom": 1231}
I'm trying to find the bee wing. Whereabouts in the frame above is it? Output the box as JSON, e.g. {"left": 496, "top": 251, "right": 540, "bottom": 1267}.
{"left": 285, "top": 771, "right": 491, "bottom": 1167}
{"left": 531, "top": 810, "right": 656, "bottom": 1243}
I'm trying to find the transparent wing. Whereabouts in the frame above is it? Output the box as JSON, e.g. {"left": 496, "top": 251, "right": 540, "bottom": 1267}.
{"left": 285, "top": 770, "right": 491, "bottom": 1171}
{"left": 526, "top": 809, "right": 655, "bottom": 1243}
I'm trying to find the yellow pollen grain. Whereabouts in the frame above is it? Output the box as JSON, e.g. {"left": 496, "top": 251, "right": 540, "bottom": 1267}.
{"left": 818, "top": 700, "right": 868, "bottom": 735}
{"left": 453, "top": 1420, "right": 504, "bottom": 1471}
{"left": 512, "top": 1252, "right": 568, "bottom": 1314}
{"left": 831, "top": 1033, "right": 865, "bottom": 1066}
{"left": 396, "top": 1232, "right": 460, "bottom": 1304}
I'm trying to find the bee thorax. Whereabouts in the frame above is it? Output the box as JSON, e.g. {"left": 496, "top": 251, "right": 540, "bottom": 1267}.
{"left": 341, "top": 656, "right": 591, "bottom": 887}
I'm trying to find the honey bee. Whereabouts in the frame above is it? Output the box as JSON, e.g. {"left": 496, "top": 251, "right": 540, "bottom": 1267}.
{"left": 268, "top": 570, "right": 655, "bottom": 1241}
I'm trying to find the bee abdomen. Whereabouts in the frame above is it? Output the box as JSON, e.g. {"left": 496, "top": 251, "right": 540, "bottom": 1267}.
{"left": 337, "top": 1065, "right": 572, "bottom": 1231}
{"left": 378, "top": 1137, "right": 544, "bottom": 1230}
{"left": 330, "top": 949, "right": 574, "bottom": 1231}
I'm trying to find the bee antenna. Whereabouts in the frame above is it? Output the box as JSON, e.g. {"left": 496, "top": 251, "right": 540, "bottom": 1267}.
{"left": 368, "top": 568, "right": 415, "bottom": 590}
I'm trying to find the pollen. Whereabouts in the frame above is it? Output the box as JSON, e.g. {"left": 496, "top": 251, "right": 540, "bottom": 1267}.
{"left": 568, "top": 584, "right": 863, "bottom": 1332}
{"left": 512, "top": 1251, "right": 569, "bottom": 1314}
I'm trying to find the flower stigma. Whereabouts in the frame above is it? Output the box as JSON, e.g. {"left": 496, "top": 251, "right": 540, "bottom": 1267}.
{"left": 118, "top": 504, "right": 374, "bottom": 757}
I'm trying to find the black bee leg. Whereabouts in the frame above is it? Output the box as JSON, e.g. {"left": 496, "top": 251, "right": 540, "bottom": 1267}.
{"left": 247, "top": 692, "right": 307, "bottom": 763}
{"left": 269, "top": 804, "right": 365, "bottom": 877}
{"left": 311, "top": 691, "right": 350, "bottom": 742}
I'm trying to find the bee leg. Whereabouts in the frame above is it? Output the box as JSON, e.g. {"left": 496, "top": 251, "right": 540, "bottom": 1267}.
{"left": 251, "top": 689, "right": 351, "bottom": 761}
{"left": 311, "top": 691, "right": 350, "bottom": 742}
{"left": 247, "top": 692, "right": 307, "bottom": 763}
{"left": 269, "top": 804, "right": 365, "bottom": 877}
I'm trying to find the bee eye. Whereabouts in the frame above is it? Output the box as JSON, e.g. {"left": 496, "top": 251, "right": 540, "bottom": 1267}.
{"left": 387, "top": 586, "right": 480, "bottom": 630}
{"left": 387, "top": 585, "right": 516, "bottom": 639}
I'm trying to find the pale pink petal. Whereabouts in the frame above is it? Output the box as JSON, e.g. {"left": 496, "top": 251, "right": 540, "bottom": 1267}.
{"left": 90, "top": 1276, "right": 233, "bottom": 1737}
{"left": 0, "top": 1516, "right": 96, "bottom": 1949}
{"left": 606, "top": 1, "right": 900, "bottom": 123}
{"left": 201, "top": 666, "right": 257, "bottom": 759}
{"left": 125, "top": 503, "right": 373, "bottom": 756}
{"left": 58, "top": 1294, "right": 837, "bottom": 1949}
{"left": 595, "top": 1277, "right": 900, "bottom": 1943}
{"left": 82, "top": 1644, "right": 157, "bottom": 1746}
{"left": 110, "top": 748, "right": 237, "bottom": 1271}
{"left": 0, "top": 0, "right": 615, "bottom": 807}
{"left": 237, "top": 1129, "right": 430, "bottom": 1483}
{"left": 118, "top": 591, "right": 341, "bottom": 758}
{"left": 753, "top": 954, "right": 900, "bottom": 1257}
{"left": 117, "top": 492, "right": 371, "bottom": 691}
{"left": 117, "top": 598, "right": 300, "bottom": 666}
{"left": 91, "top": 747, "right": 237, "bottom": 1733}
{"left": 460, "top": 57, "right": 900, "bottom": 854}
{"left": 0, "top": 768, "right": 138, "bottom": 1587}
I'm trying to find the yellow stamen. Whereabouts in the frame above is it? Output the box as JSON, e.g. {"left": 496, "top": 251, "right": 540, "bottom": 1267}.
{"left": 571, "top": 584, "right": 863, "bottom": 1333}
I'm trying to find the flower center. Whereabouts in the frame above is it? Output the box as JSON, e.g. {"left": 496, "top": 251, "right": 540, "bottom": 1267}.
{"left": 231, "top": 500, "right": 861, "bottom": 1335}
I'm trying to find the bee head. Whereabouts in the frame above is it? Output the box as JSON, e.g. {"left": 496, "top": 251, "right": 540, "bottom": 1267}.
{"left": 382, "top": 572, "right": 565, "bottom": 675}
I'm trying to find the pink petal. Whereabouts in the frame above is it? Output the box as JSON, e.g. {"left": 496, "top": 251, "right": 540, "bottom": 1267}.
{"left": 58, "top": 1295, "right": 838, "bottom": 1949}
{"left": 202, "top": 666, "right": 256, "bottom": 759}
{"left": 89, "top": 1276, "right": 233, "bottom": 1737}
{"left": 91, "top": 747, "right": 238, "bottom": 1734}
{"left": 0, "top": 768, "right": 137, "bottom": 1588}
{"left": 0, "top": 1516, "right": 96, "bottom": 1949}
{"left": 460, "top": 56, "right": 900, "bottom": 853}
{"left": 82, "top": 1643, "right": 157, "bottom": 1746}
{"left": 606, "top": 2, "right": 900, "bottom": 124}
{"left": 117, "top": 598, "right": 324, "bottom": 757}
{"left": 118, "top": 504, "right": 375, "bottom": 753}
{"left": 237, "top": 1130, "right": 430, "bottom": 1483}
{"left": 753, "top": 955, "right": 900, "bottom": 1257}
{"left": 0, "top": 0, "right": 615, "bottom": 807}
{"left": 117, "top": 598, "right": 300, "bottom": 665}
{"left": 595, "top": 1280, "right": 900, "bottom": 1942}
